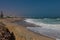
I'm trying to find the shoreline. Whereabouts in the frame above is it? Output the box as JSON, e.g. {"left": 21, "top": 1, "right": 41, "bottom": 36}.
{"left": 13, "top": 20, "right": 40, "bottom": 27}
{"left": 0, "top": 18, "right": 55, "bottom": 40}
{"left": 12, "top": 19, "right": 58, "bottom": 39}
{"left": 5, "top": 22, "right": 55, "bottom": 40}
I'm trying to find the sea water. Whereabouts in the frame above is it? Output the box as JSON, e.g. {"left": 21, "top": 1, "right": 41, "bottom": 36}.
{"left": 24, "top": 18, "right": 60, "bottom": 40}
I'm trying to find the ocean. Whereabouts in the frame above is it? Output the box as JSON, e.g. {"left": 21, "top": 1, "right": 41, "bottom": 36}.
{"left": 24, "top": 18, "right": 60, "bottom": 40}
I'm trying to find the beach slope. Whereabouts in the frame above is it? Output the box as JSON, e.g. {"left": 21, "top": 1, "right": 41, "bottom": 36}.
{"left": 0, "top": 18, "right": 55, "bottom": 40}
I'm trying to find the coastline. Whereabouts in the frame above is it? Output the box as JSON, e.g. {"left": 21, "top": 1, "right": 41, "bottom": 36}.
{"left": 0, "top": 18, "right": 55, "bottom": 40}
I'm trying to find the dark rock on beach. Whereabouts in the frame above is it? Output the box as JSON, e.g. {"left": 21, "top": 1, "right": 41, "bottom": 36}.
{"left": 14, "top": 20, "right": 40, "bottom": 27}
{"left": 0, "top": 22, "right": 15, "bottom": 40}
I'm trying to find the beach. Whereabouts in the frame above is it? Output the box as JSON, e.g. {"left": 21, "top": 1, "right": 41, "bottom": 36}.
{"left": 0, "top": 18, "right": 55, "bottom": 40}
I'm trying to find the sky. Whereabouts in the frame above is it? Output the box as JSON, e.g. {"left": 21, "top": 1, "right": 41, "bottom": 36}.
{"left": 0, "top": 0, "right": 60, "bottom": 17}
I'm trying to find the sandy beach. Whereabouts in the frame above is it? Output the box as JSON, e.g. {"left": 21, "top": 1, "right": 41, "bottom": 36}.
{"left": 0, "top": 18, "right": 55, "bottom": 40}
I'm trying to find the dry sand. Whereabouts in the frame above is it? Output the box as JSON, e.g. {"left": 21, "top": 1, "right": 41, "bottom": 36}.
{"left": 0, "top": 18, "right": 55, "bottom": 40}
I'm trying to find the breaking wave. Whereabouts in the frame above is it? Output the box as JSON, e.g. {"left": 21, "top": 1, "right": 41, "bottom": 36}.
{"left": 25, "top": 18, "right": 60, "bottom": 39}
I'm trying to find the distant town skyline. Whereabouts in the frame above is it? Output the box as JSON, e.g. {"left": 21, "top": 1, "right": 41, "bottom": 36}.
{"left": 0, "top": 0, "right": 60, "bottom": 17}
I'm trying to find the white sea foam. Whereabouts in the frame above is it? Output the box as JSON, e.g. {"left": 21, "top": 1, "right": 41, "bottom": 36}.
{"left": 25, "top": 18, "right": 60, "bottom": 39}
{"left": 25, "top": 19, "right": 60, "bottom": 30}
